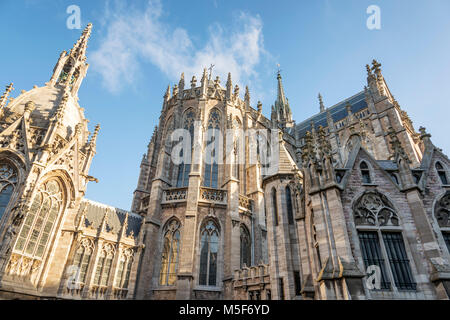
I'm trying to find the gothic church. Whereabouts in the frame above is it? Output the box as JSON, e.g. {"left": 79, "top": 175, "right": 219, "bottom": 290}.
{"left": 0, "top": 25, "right": 449, "bottom": 300}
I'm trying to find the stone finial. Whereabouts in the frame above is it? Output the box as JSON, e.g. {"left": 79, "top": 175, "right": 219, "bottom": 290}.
{"left": 234, "top": 84, "right": 240, "bottom": 97}
{"left": 257, "top": 101, "right": 262, "bottom": 113}
{"left": 226, "top": 72, "right": 232, "bottom": 89}
{"left": 0, "top": 83, "right": 14, "bottom": 108}
{"left": 245, "top": 86, "right": 250, "bottom": 103}
{"left": 24, "top": 101, "right": 36, "bottom": 115}
{"left": 88, "top": 124, "right": 101, "bottom": 150}
{"left": 419, "top": 126, "right": 432, "bottom": 146}
{"left": 179, "top": 72, "right": 185, "bottom": 86}
{"left": 366, "top": 64, "right": 372, "bottom": 76}
{"left": 172, "top": 84, "right": 178, "bottom": 96}
{"left": 164, "top": 84, "right": 170, "bottom": 99}
{"left": 318, "top": 93, "right": 325, "bottom": 112}
{"left": 388, "top": 127, "right": 410, "bottom": 163}
{"left": 226, "top": 73, "right": 232, "bottom": 100}
{"left": 190, "top": 76, "right": 197, "bottom": 88}
{"left": 214, "top": 76, "right": 220, "bottom": 87}
{"left": 371, "top": 59, "right": 382, "bottom": 73}
{"left": 201, "top": 68, "right": 208, "bottom": 83}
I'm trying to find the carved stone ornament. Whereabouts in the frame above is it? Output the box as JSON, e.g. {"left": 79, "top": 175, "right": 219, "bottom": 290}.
{"left": 353, "top": 191, "right": 399, "bottom": 227}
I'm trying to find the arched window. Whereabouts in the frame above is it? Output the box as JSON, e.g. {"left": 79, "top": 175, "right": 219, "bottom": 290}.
{"left": 93, "top": 243, "right": 115, "bottom": 286}
{"left": 71, "top": 238, "right": 94, "bottom": 286}
{"left": 354, "top": 191, "right": 416, "bottom": 291}
{"left": 14, "top": 179, "right": 64, "bottom": 258}
{"left": 159, "top": 219, "right": 181, "bottom": 286}
{"left": 436, "top": 162, "right": 448, "bottom": 185}
{"left": 0, "top": 161, "right": 18, "bottom": 221}
{"left": 240, "top": 225, "right": 251, "bottom": 268}
{"left": 176, "top": 111, "right": 195, "bottom": 187}
{"left": 114, "top": 247, "right": 134, "bottom": 289}
{"left": 203, "top": 109, "right": 221, "bottom": 188}
{"left": 434, "top": 191, "right": 450, "bottom": 253}
{"left": 199, "top": 220, "right": 219, "bottom": 286}
{"left": 285, "top": 186, "right": 294, "bottom": 225}
{"left": 360, "top": 161, "right": 371, "bottom": 184}
{"left": 272, "top": 188, "right": 278, "bottom": 226}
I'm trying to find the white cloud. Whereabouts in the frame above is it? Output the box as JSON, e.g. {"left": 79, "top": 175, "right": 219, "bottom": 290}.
{"left": 90, "top": 0, "right": 269, "bottom": 94}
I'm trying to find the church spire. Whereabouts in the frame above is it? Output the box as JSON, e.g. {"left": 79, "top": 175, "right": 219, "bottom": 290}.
{"left": 274, "top": 70, "right": 293, "bottom": 127}
{"left": 48, "top": 23, "right": 93, "bottom": 97}
{"left": 69, "top": 23, "right": 92, "bottom": 62}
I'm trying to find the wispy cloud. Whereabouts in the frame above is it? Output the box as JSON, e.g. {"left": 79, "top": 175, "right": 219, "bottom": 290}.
{"left": 90, "top": 0, "right": 270, "bottom": 94}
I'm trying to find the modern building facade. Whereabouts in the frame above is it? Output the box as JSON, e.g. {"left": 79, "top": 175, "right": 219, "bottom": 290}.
{"left": 0, "top": 25, "right": 449, "bottom": 300}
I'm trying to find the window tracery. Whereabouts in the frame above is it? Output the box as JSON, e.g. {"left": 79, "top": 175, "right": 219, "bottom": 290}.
{"left": 14, "top": 179, "right": 64, "bottom": 259}
{"left": 159, "top": 219, "right": 181, "bottom": 286}
{"left": 199, "top": 220, "right": 219, "bottom": 286}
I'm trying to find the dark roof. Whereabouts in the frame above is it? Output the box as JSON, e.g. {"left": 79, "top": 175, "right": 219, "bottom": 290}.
{"left": 295, "top": 91, "right": 367, "bottom": 139}
{"left": 80, "top": 199, "right": 142, "bottom": 238}
{"left": 376, "top": 160, "right": 398, "bottom": 170}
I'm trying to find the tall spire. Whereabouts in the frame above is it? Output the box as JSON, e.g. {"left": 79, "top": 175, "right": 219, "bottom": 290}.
{"left": 69, "top": 23, "right": 93, "bottom": 62}
{"left": 274, "top": 70, "right": 293, "bottom": 127}
{"left": 49, "top": 23, "right": 93, "bottom": 96}
{"left": 276, "top": 71, "right": 288, "bottom": 107}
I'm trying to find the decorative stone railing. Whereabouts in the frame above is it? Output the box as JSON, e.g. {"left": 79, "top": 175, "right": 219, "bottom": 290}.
{"left": 234, "top": 264, "right": 270, "bottom": 281}
{"left": 65, "top": 283, "right": 85, "bottom": 299}
{"left": 199, "top": 187, "right": 227, "bottom": 205}
{"left": 89, "top": 285, "right": 108, "bottom": 299}
{"left": 112, "top": 287, "right": 129, "bottom": 299}
{"left": 161, "top": 187, "right": 188, "bottom": 204}
{"left": 238, "top": 195, "right": 253, "bottom": 212}
{"left": 354, "top": 108, "right": 370, "bottom": 119}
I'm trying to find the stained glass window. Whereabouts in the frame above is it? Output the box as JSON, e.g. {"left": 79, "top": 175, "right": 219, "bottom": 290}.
{"left": 72, "top": 238, "right": 93, "bottom": 285}
{"left": 93, "top": 243, "right": 115, "bottom": 286}
{"left": 177, "top": 111, "right": 195, "bottom": 187}
{"left": 240, "top": 225, "right": 251, "bottom": 268}
{"left": 14, "top": 179, "right": 63, "bottom": 258}
{"left": 285, "top": 186, "right": 294, "bottom": 225}
{"left": 0, "top": 162, "right": 17, "bottom": 221}
{"left": 272, "top": 188, "right": 278, "bottom": 226}
{"left": 114, "top": 248, "right": 134, "bottom": 289}
{"left": 203, "top": 109, "right": 221, "bottom": 188}
{"left": 199, "top": 220, "right": 219, "bottom": 286}
{"left": 159, "top": 219, "right": 181, "bottom": 286}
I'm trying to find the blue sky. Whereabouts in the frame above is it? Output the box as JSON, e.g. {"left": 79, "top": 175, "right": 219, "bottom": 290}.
{"left": 1, "top": 0, "right": 449, "bottom": 210}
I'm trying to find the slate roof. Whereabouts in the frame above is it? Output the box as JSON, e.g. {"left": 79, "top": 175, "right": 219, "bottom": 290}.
{"left": 295, "top": 91, "right": 368, "bottom": 139}
{"left": 79, "top": 199, "right": 142, "bottom": 238}
{"left": 376, "top": 160, "right": 398, "bottom": 171}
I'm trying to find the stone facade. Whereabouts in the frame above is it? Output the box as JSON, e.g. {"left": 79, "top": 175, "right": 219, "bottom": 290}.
{"left": 0, "top": 25, "right": 449, "bottom": 300}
